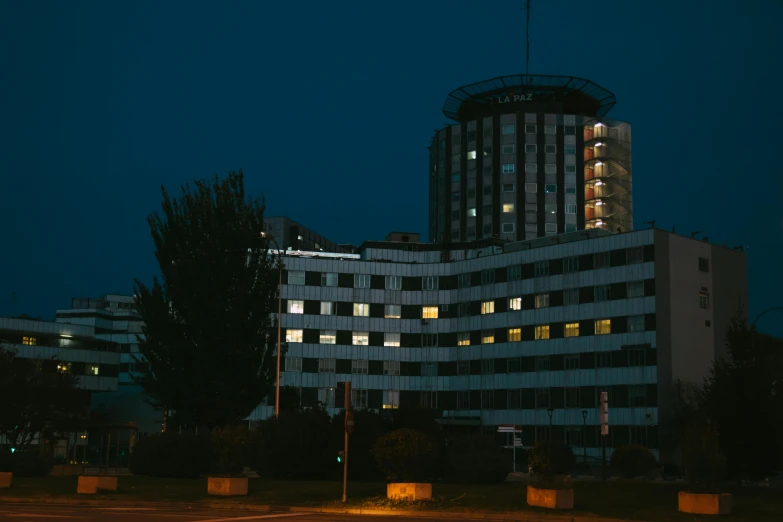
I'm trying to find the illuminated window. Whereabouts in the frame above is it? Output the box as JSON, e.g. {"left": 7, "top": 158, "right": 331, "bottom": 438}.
{"left": 288, "top": 271, "right": 305, "bottom": 285}
{"left": 383, "top": 361, "right": 400, "bottom": 376}
{"left": 535, "top": 293, "right": 549, "bottom": 309}
{"left": 354, "top": 274, "right": 370, "bottom": 288}
{"left": 352, "top": 332, "right": 369, "bottom": 345}
{"left": 319, "top": 330, "right": 336, "bottom": 344}
{"left": 481, "top": 301, "right": 495, "bottom": 314}
{"left": 595, "top": 319, "right": 612, "bottom": 335}
{"left": 57, "top": 362, "right": 72, "bottom": 373}
{"left": 508, "top": 328, "right": 521, "bottom": 342}
{"left": 288, "top": 300, "right": 304, "bottom": 314}
{"left": 481, "top": 330, "right": 495, "bottom": 344}
{"left": 352, "top": 359, "right": 368, "bottom": 374}
{"left": 535, "top": 325, "right": 550, "bottom": 340}
{"left": 321, "top": 272, "right": 338, "bottom": 286}
{"left": 286, "top": 329, "right": 303, "bottom": 343}
{"left": 502, "top": 164, "right": 515, "bottom": 174}
{"left": 383, "top": 390, "right": 400, "bottom": 409}
{"left": 384, "top": 304, "right": 401, "bottom": 318}
{"left": 22, "top": 336, "right": 36, "bottom": 346}
{"left": 457, "top": 332, "right": 470, "bottom": 346}
{"left": 467, "top": 207, "right": 476, "bottom": 217}
{"left": 467, "top": 150, "right": 477, "bottom": 160}
{"left": 318, "top": 358, "right": 336, "bottom": 373}
{"left": 384, "top": 333, "right": 400, "bottom": 347}
{"left": 320, "top": 301, "right": 334, "bottom": 315}
{"left": 422, "top": 306, "right": 438, "bottom": 319}
{"left": 385, "top": 275, "right": 402, "bottom": 290}
{"left": 565, "top": 322, "right": 580, "bottom": 337}
{"left": 353, "top": 303, "right": 369, "bottom": 317}
{"left": 509, "top": 297, "right": 522, "bottom": 310}
{"left": 503, "top": 204, "right": 514, "bottom": 213}
{"left": 88, "top": 365, "right": 99, "bottom": 376}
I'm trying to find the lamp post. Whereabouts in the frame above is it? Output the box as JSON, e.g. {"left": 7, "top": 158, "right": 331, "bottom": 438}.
{"left": 547, "top": 407, "right": 554, "bottom": 475}
{"left": 262, "top": 232, "right": 284, "bottom": 417}
{"left": 581, "top": 409, "right": 588, "bottom": 464}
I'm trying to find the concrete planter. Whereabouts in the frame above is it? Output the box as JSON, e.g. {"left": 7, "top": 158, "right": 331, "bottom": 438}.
{"left": 678, "top": 491, "right": 732, "bottom": 515}
{"left": 51, "top": 464, "right": 84, "bottom": 476}
{"left": 0, "top": 472, "right": 12, "bottom": 489}
{"left": 207, "top": 477, "right": 248, "bottom": 496}
{"left": 526, "top": 485, "right": 574, "bottom": 510}
{"left": 387, "top": 483, "right": 432, "bottom": 500}
{"left": 77, "top": 476, "right": 118, "bottom": 494}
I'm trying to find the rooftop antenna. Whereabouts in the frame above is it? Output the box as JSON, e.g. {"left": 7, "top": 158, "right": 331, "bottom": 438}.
{"left": 524, "top": 0, "right": 531, "bottom": 77}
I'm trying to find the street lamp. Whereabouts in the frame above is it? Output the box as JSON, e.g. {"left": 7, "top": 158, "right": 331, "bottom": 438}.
{"left": 581, "top": 409, "right": 588, "bottom": 464}
{"left": 261, "top": 232, "right": 284, "bottom": 417}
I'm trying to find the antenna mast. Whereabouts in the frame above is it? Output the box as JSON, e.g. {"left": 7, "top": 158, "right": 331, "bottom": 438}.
{"left": 525, "top": 0, "right": 531, "bottom": 77}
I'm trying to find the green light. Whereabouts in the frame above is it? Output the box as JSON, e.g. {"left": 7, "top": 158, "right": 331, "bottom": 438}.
{"left": 10, "top": 448, "right": 15, "bottom": 454}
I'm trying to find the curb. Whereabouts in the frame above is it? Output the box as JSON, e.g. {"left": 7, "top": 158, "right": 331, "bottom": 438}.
{"left": 0, "top": 497, "right": 640, "bottom": 522}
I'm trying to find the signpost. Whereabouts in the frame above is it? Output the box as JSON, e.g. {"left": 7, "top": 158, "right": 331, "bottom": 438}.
{"left": 342, "top": 382, "right": 352, "bottom": 503}
{"left": 600, "top": 391, "right": 609, "bottom": 481}
{"left": 497, "top": 424, "right": 522, "bottom": 473}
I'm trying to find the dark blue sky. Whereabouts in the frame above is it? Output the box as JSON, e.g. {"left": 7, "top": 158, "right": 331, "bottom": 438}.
{"left": 1, "top": 0, "right": 781, "bottom": 334}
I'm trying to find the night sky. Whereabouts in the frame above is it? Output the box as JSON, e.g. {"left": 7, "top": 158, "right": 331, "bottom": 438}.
{"left": 1, "top": 1, "right": 781, "bottom": 335}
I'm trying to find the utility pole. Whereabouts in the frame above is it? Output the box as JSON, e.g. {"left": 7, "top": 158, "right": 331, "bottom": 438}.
{"left": 342, "top": 381, "right": 353, "bottom": 503}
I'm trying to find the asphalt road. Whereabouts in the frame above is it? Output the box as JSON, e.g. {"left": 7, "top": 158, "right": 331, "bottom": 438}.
{"left": 0, "top": 504, "right": 507, "bottom": 522}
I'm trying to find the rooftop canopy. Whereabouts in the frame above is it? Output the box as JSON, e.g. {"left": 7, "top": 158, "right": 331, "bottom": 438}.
{"left": 442, "top": 74, "right": 616, "bottom": 121}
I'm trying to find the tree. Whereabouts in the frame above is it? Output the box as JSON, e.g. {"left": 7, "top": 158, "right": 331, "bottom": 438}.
{"left": 700, "top": 307, "right": 783, "bottom": 481}
{"left": 134, "top": 170, "right": 279, "bottom": 429}
{"left": 372, "top": 428, "right": 438, "bottom": 482}
{"left": 0, "top": 347, "right": 88, "bottom": 451}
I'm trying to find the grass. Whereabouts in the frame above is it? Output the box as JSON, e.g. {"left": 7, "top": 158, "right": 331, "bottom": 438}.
{"left": 1, "top": 476, "right": 783, "bottom": 521}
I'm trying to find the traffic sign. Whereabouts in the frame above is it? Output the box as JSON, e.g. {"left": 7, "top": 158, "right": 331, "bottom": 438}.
{"left": 600, "top": 391, "right": 609, "bottom": 435}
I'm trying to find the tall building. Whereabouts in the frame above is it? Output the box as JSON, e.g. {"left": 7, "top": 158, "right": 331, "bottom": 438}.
{"left": 257, "top": 229, "right": 745, "bottom": 462}
{"left": 429, "top": 75, "right": 632, "bottom": 244}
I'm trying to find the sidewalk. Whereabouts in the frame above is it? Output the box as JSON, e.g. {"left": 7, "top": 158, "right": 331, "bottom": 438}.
{"left": 0, "top": 495, "right": 636, "bottom": 522}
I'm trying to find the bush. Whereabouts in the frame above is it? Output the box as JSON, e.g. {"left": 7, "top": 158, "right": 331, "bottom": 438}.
{"left": 372, "top": 428, "right": 437, "bottom": 482}
{"left": 211, "top": 426, "right": 256, "bottom": 476}
{"left": 130, "top": 432, "right": 214, "bottom": 477}
{"left": 448, "top": 436, "right": 511, "bottom": 484}
{"left": 0, "top": 450, "right": 52, "bottom": 477}
{"left": 528, "top": 440, "right": 575, "bottom": 477}
{"left": 610, "top": 445, "right": 658, "bottom": 478}
{"left": 249, "top": 408, "right": 336, "bottom": 479}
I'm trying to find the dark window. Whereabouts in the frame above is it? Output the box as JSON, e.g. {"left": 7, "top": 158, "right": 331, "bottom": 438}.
{"left": 699, "top": 257, "right": 709, "bottom": 272}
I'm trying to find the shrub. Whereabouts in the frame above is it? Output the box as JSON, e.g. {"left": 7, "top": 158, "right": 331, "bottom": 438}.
{"left": 249, "top": 408, "right": 336, "bottom": 479}
{"left": 211, "top": 426, "right": 256, "bottom": 476}
{"left": 448, "top": 436, "right": 511, "bottom": 484}
{"left": 0, "top": 451, "right": 52, "bottom": 477}
{"left": 372, "top": 428, "right": 437, "bottom": 482}
{"left": 130, "top": 432, "right": 214, "bottom": 477}
{"left": 683, "top": 421, "right": 725, "bottom": 492}
{"left": 610, "top": 445, "right": 658, "bottom": 478}
{"left": 528, "top": 440, "right": 575, "bottom": 477}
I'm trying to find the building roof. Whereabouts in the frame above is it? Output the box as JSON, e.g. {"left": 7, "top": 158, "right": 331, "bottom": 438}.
{"left": 442, "top": 74, "right": 616, "bottom": 121}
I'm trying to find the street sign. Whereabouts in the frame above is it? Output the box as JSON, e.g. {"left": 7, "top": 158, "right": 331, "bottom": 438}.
{"left": 514, "top": 437, "right": 522, "bottom": 447}
{"left": 345, "top": 411, "right": 355, "bottom": 435}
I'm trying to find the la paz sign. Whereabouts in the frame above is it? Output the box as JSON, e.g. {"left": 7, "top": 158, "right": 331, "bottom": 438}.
{"left": 496, "top": 93, "right": 533, "bottom": 104}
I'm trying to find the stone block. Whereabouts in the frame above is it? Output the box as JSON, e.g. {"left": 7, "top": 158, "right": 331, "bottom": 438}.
{"left": 386, "top": 482, "right": 432, "bottom": 500}
{"left": 207, "top": 477, "right": 248, "bottom": 496}
{"left": 526, "top": 484, "right": 574, "bottom": 509}
{"left": 678, "top": 492, "right": 732, "bottom": 515}
{"left": 77, "top": 475, "right": 118, "bottom": 494}
{"left": 0, "top": 472, "right": 12, "bottom": 489}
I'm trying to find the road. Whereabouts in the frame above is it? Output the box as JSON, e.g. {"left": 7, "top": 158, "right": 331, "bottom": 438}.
{"left": 0, "top": 504, "right": 508, "bottom": 522}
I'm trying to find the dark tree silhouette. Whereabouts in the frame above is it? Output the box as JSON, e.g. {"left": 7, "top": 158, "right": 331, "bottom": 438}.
{"left": 134, "top": 170, "right": 279, "bottom": 429}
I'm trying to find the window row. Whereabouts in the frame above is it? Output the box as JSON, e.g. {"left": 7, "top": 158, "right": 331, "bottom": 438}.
{"left": 283, "top": 344, "right": 656, "bottom": 376}
{"left": 271, "top": 382, "right": 658, "bottom": 411}
{"left": 284, "top": 245, "right": 654, "bottom": 289}
{"left": 283, "top": 279, "right": 656, "bottom": 319}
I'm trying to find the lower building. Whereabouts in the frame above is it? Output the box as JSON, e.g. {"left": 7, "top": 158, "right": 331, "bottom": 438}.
{"left": 249, "top": 227, "right": 746, "bottom": 464}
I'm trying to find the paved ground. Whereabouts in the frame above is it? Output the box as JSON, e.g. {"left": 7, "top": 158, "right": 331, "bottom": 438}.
{"left": 0, "top": 504, "right": 520, "bottom": 522}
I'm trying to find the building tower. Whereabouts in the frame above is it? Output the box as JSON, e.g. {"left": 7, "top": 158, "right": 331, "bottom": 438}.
{"left": 428, "top": 75, "right": 632, "bottom": 243}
